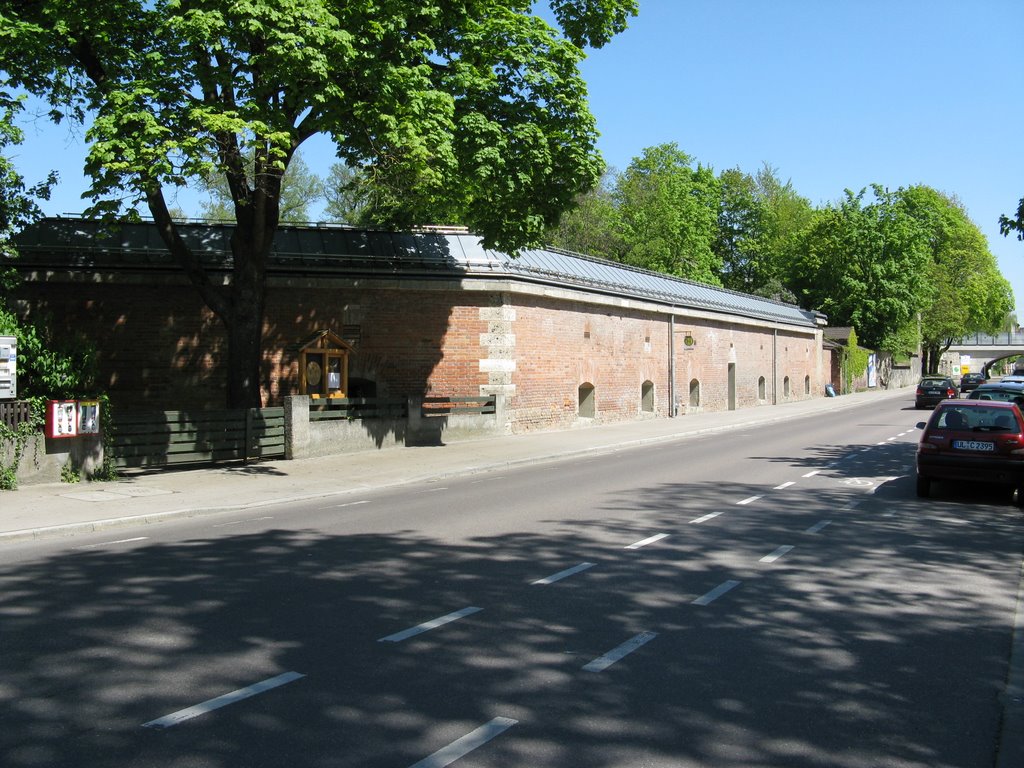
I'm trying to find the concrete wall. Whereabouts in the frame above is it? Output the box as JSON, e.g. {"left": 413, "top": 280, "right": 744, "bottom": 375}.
{"left": 284, "top": 395, "right": 508, "bottom": 460}
{"left": 5, "top": 432, "right": 105, "bottom": 486}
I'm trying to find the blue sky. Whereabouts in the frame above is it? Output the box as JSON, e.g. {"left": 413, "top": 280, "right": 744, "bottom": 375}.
{"left": 8, "top": 0, "right": 1024, "bottom": 317}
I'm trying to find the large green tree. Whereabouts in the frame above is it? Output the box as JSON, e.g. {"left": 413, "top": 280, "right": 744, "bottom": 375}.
{"left": 0, "top": 0, "right": 636, "bottom": 407}
{"left": 787, "top": 186, "right": 932, "bottom": 353}
{"left": 614, "top": 143, "right": 721, "bottom": 284}
{"left": 713, "top": 164, "right": 811, "bottom": 300}
{"left": 900, "top": 185, "right": 1012, "bottom": 373}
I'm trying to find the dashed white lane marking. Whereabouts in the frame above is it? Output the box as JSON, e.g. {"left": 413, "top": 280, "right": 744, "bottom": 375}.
{"left": 774, "top": 481, "right": 795, "bottom": 490}
{"left": 421, "top": 487, "right": 448, "bottom": 493}
{"left": 805, "top": 520, "right": 832, "bottom": 534}
{"left": 802, "top": 470, "right": 821, "bottom": 478}
{"left": 690, "top": 511, "right": 724, "bottom": 524}
{"left": 142, "top": 671, "right": 305, "bottom": 729}
{"left": 533, "top": 562, "right": 596, "bottom": 585}
{"left": 213, "top": 516, "right": 274, "bottom": 527}
{"left": 379, "top": 607, "right": 483, "bottom": 643}
{"left": 692, "top": 580, "right": 742, "bottom": 606}
{"left": 760, "top": 545, "right": 794, "bottom": 563}
{"left": 625, "top": 533, "right": 669, "bottom": 550}
{"left": 75, "top": 537, "right": 148, "bottom": 549}
{"left": 333, "top": 500, "right": 371, "bottom": 508}
{"left": 408, "top": 717, "right": 518, "bottom": 768}
{"left": 736, "top": 496, "right": 761, "bottom": 506}
{"left": 582, "top": 631, "right": 658, "bottom": 672}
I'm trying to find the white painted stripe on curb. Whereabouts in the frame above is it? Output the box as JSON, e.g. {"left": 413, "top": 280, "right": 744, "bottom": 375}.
{"left": 760, "top": 545, "right": 794, "bottom": 563}
{"left": 142, "top": 671, "right": 305, "bottom": 728}
{"left": 625, "top": 533, "right": 668, "bottom": 550}
{"left": 533, "top": 562, "right": 596, "bottom": 585}
{"left": 583, "top": 631, "right": 658, "bottom": 672}
{"left": 409, "top": 717, "right": 519, "bottom": 768}
{"left": 693, "top": 580, "right": 742, "bottom": 606}
{"left": 379, "top": 607, "right": 482, "bottom": 643}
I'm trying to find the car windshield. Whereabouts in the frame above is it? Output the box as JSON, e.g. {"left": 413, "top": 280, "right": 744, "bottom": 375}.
{"left": 936, "top": 407, "right": 1017, "bottom": 431}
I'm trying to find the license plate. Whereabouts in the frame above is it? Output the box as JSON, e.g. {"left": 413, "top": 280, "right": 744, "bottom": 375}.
{"left": 952, "top": 440, "right": 994, "bottom": 452}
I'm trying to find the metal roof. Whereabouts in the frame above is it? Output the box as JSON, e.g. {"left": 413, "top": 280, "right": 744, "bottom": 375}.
{"left": 11, "top": 217, "right": 824, "bottom": 328}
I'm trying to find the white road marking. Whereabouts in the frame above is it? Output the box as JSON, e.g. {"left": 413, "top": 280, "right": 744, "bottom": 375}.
{"left": 378, "top": 607, "right": 483, "bottom": 643}
{"left": 774, "top": 481, "right": 795, "bottom": 490}
{"left": 142, "top": 671, "right": 305, "bottom": 729}
{"left": 625, "top": 533, "right": 668, "bottom": 549}
{"left": 805, "top": 520, "right": 832, "bottom": 534}
{"left": 408, "top": 717, "right": 518, "bottom": 768}
{"left": 533, "top": 562, "right": 596, "bottom": 585}
{"left": 760, "top": 545, "right": 794, "bottom": 563}
{"left": 421, "top": 487, "right": 448, "bottom": 493}
{"left": 212, "top": 516, "right": 274, "bottom": 527}
{"left": 582, "top": 631, "right": 658, "bottom": 672}
{"left": 692, "top": 580, "right": 742, "bottom": 606}
{"left": 690, "top": 511, "right": 723, "bottom": 524}
{"left": 802, "top": 470, "right": 821, "bottom": 478}
{"left": 333, "top": 501, "right": 371, "bottom": 508}
{"left": 75, "top": 537, "right": 148, "bottom": 549}
{"left": 736, "top": 496, "right": 761, "bottom": 506}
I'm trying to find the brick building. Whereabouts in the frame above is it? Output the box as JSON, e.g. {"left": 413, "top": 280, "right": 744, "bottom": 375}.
{"left": 9, "top": 217, "right": 828, "bottom": 433}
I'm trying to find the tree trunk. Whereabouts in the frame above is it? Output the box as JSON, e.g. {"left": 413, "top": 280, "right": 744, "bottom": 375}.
{"left": 225, "top": 223, "right": 270, "bottom": 410}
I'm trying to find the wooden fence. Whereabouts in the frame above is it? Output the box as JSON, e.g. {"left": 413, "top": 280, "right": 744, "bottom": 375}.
{"left": 108, "top": 407, "right": 285, "bottom": 469}
{"left": 309, "top": 397, "right": 408, "bottom": 422}
{"left": 0, "top": 400, "right": 33, "bottom": 430}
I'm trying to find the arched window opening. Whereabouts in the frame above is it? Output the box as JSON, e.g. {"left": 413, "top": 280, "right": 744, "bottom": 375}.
{"left": 804, "top": 375, "right": 811, "bottom": 395}
{"left": 641, "top": 380, "right": 655, "bottom": 413}
{"left": 689, "top": 378, "right": 700, "bottom": 407}
{"left": 758, "top": 376, "right": 767, "bottom": 400}
{"left": 579, "top": 382, "right": 596, "bottom": 418}
{"left": 783, "top": 376, "right": 791, "bottom": 398}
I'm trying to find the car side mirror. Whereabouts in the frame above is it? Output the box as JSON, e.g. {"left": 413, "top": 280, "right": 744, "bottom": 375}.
{"left": 916, "top": 422, "right": 927, "bottom": 429}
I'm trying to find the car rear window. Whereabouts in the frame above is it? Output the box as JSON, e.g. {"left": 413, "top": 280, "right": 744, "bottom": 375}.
{"left": 936, "top": 407, "right": 1019, "bottom": 431}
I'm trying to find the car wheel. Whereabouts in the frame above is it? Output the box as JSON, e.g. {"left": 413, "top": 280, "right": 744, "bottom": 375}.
{"left": 916, "top": 476, "right": 930, "bottom": 498}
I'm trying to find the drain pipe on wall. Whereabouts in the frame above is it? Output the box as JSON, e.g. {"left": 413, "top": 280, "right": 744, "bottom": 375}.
{"left": 669, "top": 312, "right": 677, "bottom": 416}
{"left": 773, "top": 327, "right": 778, "bottom": 405}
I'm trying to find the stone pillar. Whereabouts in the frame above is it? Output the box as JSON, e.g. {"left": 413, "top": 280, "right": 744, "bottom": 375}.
{"left": 284, "top": 395, "right": 310, "bottom": 460}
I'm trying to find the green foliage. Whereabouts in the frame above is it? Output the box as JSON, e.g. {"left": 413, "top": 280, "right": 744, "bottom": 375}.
{"left": 0, "top": 0, "right": 637, "bottom": 407}
{"left": 999, "top": 197, "right": 1024, "bottom": 241}
{"left": 199, "top": 150, "right": 326, "bottom": 223}
{"left": 839, "top": 327, "right": 871, "bottom": 393}
{"left": 714, "top": 164, "right": 812, "bottom": 296}
{"left": 613, "top": 143, "right": 722, "bottom": 284}
{"left": 787, "top": 186, "right": 932, "bottom": 352}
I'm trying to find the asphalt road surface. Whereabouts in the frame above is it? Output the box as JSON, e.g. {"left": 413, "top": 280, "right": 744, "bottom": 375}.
{"left": 2, "top": 394, "right": 1022, "bottom": 768}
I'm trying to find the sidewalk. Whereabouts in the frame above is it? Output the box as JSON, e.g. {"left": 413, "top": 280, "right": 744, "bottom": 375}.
{"left": 0, "top": 386, "right": 913, "bottom": 543}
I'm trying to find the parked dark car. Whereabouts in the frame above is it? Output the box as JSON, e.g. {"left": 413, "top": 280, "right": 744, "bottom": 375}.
{"left": 917, "top": 399, "right": 1024, "bottom": 504}
{"left": 914, "top": 376, "right": 959, "bottom": 408}
{"left": 967, "top": 381, "right": 1024, "bottom": 405}
{"left": 959, "top": 372, "right": 987, "bottom": 392}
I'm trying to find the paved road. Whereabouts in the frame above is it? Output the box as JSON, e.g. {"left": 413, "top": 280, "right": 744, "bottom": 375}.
{"left": 2, "top": 391, "right": 1023, "bottom": 767}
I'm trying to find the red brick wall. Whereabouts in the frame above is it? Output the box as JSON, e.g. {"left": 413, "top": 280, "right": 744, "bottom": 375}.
{"left": 13, "top": 275, "right": 825, "bottom": 431}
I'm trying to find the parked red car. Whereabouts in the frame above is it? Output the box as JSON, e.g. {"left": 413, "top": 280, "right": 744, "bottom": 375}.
{"left": 916, "top": 399, "right": 1024, "bottom": 504}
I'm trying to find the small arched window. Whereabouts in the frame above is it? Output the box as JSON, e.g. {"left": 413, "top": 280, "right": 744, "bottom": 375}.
{"left": 579, "top": 382, "right": 596, "bottom": 418}
{"left": 689, "top": 379, "right": 700, "bottom": 407}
